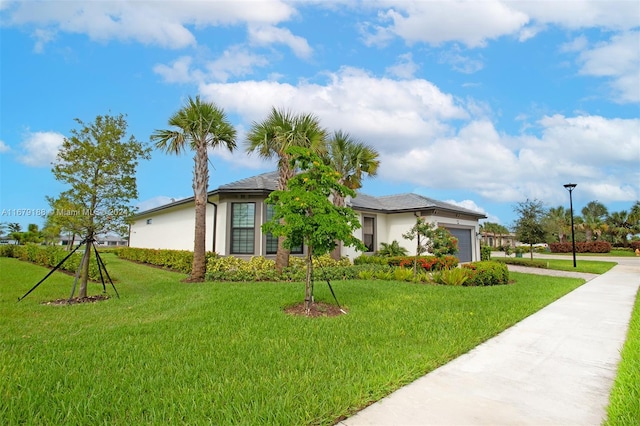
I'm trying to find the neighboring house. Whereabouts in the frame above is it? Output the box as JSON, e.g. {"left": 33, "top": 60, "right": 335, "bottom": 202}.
{"left": 480, "top": 232, "right": 517, "bottom": 249}
{"left": 129, "top": 171, "right": 487, "bottom": 263}
{"left": 58, "top": 234, "right": 128, "bottom": 247}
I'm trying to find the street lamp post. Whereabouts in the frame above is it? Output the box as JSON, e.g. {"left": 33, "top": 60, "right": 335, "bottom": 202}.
{"left": 563, "top": 183, "right": 577, "bottom": 268}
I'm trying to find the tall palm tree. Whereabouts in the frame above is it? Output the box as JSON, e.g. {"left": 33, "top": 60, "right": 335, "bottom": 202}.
{"left": 324, "top": 130, "right": 379, "bottom": 259}
{"left": 245, "top": 107, "right": 327, "bottom": 272}
{"left": 605, "top": 210, "right": 632, "bottom": 246}
{"left": 152, "top": 96, "right": 237, "bottom": 281}
{"left": 580, "top": 201, "right": 608, "bottom": 241}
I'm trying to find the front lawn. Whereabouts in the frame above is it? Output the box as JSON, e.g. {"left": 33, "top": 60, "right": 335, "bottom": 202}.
{"left": 1, "top": 255, "right": 585, "bottom": 425}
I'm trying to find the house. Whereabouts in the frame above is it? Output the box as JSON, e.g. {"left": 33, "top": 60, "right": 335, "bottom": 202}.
{"left": 129, "top": 171, "right": 487, "bottom": 262}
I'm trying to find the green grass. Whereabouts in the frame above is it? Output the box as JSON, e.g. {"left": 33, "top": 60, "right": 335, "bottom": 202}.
{"left": 1, "top": 255, "right": 586, "bottom": 425}
{"left": 541, "top": 259, "right": 616, "bottom": 274}
{"left": 604, "top": 287, "right": 640, "bottom": 426}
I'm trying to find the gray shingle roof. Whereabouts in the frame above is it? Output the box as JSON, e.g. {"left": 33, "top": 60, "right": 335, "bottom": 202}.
{"left": 135, "top": 171, "right": 486, "bottom": 218}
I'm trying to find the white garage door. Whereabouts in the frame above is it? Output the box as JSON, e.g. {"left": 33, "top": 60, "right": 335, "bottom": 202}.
{"left": 446, "top": 228, "right": 472, "bottom": 263}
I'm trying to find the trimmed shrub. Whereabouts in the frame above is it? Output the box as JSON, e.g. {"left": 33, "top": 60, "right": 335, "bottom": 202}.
{"left": 549, "top": 241, "right": 612, "bottom": 253}
{"left": 387, "top": 255, "right": 458, "bottom": 271}
{"left": 493, "top": 258, "right": 548, "bottom": 268}
{"left": 116, "top": 247, "right": 218, "bottom": 274}
{"left": 462, "top": 261, "right": 509, "bottom": 286}
{"left": 481, "top": 245, "right": 492, "bottom": 261}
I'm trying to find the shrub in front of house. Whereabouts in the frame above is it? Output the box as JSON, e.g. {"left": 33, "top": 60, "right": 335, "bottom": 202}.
{"left": 430, "top": 267, "right": 471, "bottom": 286}
{"left": 387, "top": 255, "right": 459, "bottom": 271}
{"left": 116, "top": 247, "right": 218, "bottom": 274}
{"left": 462, "top": 261, "right": 509, "bottom": 286}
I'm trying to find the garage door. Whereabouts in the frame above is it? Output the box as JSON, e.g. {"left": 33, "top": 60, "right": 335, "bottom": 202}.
{"left": 446, "top": 228, "right": 472, "bottom": 263}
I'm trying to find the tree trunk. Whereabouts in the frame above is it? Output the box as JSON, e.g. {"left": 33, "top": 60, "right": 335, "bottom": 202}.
{"left": 191, "top": 145, "right": 208, "bottom": 282}
{"left": 78, "top": 241, "right": 92, "bottom": 298}
{"left": 275, "top": 160, "right": 293, "bottom": 273}
{"left": 305, "top": 245, "right": 313, "bottom": 314}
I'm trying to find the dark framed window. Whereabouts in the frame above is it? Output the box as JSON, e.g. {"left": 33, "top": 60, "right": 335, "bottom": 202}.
{"left": 265, "top": 204, "right": 303, "bottom": 254}
{"left": 231, "top": 202, "right": 255, "bottom": 254}
{"left": 363, "top": 216, "right": 375, "bottom": 252}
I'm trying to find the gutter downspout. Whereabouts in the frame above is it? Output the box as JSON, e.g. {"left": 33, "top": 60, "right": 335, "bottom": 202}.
{"left": 207, "top": 200, "right": 217, "bottom": 253}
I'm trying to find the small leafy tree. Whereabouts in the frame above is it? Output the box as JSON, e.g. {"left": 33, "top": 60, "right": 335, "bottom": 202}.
{"left": 403, "top": 217, "right": 458, "bottom": 275}
{"left": 52, "top": 114, "right": 150, "bottom": 298}
{"left": 513, "top": 199, "right": 547, "bottom": 259}
{"left": 402, "top": 217, "right": 433, "bottom": 276}
{"left": 263, "top": 147, "right": 366, "bottom": 314}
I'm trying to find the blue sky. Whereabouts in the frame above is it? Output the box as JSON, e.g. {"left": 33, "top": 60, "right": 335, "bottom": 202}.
{"left": 1, "top": 0, "right": 639, "bottom": 232}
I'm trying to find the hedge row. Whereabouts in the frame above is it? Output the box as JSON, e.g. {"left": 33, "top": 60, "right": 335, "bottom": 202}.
{"left": 354, "top": 254, "right": 459, "bottom": 271}
{"left": 549, "top": 241, "right": 612, "bottom": 253}
{"left": 0, "top": 244, "right": 102, "bottom": 281}
{"left": 116, "top": 247, "right": 218, "bottom": 274}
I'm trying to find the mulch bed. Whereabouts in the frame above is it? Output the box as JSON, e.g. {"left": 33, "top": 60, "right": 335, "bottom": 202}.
{"left": 42, "top": 294, "right": 110, "bottom": 306}
{"left": 284, "top": 301, "right": 347, "bottom": 317}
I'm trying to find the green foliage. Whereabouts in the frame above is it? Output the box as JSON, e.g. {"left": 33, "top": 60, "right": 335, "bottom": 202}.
{"left": 116, "top": 247, "right": 217, "bottom": 274}
{"left": 393, "top": 267, "right": 415, "bottom": 282}
{"left": 481, "top": 245, "right": 492, "bottom": 261}
{"left": 388, "top": 255, "right": 459, "bottom": 271}
{"left": 353, "top": 254, "right": 391, "bottom": 265}
{"left": 493, "top": 257, "right": 548, "bottom": 268}
{"left": 462, "top": 261, "right": 510, "bottom": 286}
{"left": 430, "top": 267, "right": 471, "bottom": 286}
{"left": 0, "top": 243, "right": 102, "bottom": 281}
{"left": 513, "top": 199, "right": 547, "bottom": 249}
{"left": 377, "top": 240, "right": 409, "bottom": 257}
{"left": 263, "top": 147, "right": 366, "bottom": 257}
{"left": 52, "top": 114, "right": 151, "bottom": 238}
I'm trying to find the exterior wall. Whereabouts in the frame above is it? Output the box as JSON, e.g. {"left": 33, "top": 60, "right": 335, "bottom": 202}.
{"left": 129, "top": 202, "right": 215, "bottom": 251}
{"left": 434, "top": 216, "right": 481, "bottom": 263}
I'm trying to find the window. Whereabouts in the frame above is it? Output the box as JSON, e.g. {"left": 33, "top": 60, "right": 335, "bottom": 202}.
{"left": 363, "top": 216, "right": 375, "bottom": 252}
{"left": 231, "top": 203, "right": 255, "bottom": 254}
{"left": 265, "top": 204, "right": 303, "bottom": 255}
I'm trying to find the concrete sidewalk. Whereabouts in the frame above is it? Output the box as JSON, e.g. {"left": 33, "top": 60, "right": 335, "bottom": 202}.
{"left": 339, "top": 259, "right": 640, "bottom": 426}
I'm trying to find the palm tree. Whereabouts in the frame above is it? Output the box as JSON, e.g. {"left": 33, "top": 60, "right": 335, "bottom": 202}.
{"left": 544, "top": 206, "right": 570, "bottom": 242}
{"left": 152, "top": 96, "right": 237, "bottom": 281}
{"left": 580, "top": 201, "right": 608, "bottom": 241}
{"left": 245, "top": 107, "right": 327, "bottom": 272}
{"left": 324, "top": 130, "right": 380, "bottom": 207}
{"left": 324, "top": 130, "right": 379, "bottom": 259}
{"left": 605, "top": 210, "right": 632, "bottom": 246}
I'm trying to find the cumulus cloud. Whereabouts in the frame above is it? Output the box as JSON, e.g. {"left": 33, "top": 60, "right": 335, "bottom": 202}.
{"left": 0, "top": 140, "right": 10, "bottom": 153}
{"left": 248, "top": 25, "right": 313, "bottom": 59}
{"left": 3, "top": 0, "right": 296, "bottom": 50}
{"left": 17, "top": 131, "right": 65, "bottom": 167}
{"left": 362, "top": 0, "right": 529, "bottom": 47}
{"left": 136, "top": 195, "right": 187, "bottom": 212}
{"left": 577, "top": 31, "right": 640, "bottom": 103}
{"left": 385, "top": 52, "right": 419, "bottom": 79}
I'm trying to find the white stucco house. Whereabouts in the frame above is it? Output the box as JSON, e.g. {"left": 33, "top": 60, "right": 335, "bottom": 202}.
{"left": 129, "top": 171, "right": 487, "bottom": 263}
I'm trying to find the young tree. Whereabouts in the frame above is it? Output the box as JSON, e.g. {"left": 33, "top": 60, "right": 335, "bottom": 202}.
{"left": 263, "top": 147, "right": 366, "bottom": 314}
{"left": 52, "top": 114, "right": 150, "bottom": 298}
{"left": 152, "top": 96, "right": 237, "bottom": 281}
{"left": 513, "top": 199, "right": 547, "bottom": 259}
{"left": 403, "top": 217, "right": 458, "bottom": 275}
{"left": 246, "top": 108, "right": 327, "bottom": 272}
{"left": 7, "top": 223, "right": 22, "bottom": 244}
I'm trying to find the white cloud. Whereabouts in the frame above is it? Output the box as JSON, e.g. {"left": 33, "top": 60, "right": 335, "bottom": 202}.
{"left": 363, "top": 1, "right": 529, "bottom": 47}
{"left": 4, "top": 0, "right": 296, "bottom": 50}
{"left": 438, "top": 45, "right": 484, "bottom": 74}
{"left": 17, "top": 131, "right": 65, "bottom": 167}
{"left": 385, "top": 52, "right": 419, "bottom": 79}
{"left": 0, "top": 140, "right": 10, "bottom": 153}
{"left": 153, "top": 56, "right": 199, "bottom": 84}
{"left": 443, "top": 199, "right": 487, "bottom": 215}
{"left": 200, "top": 66, "right": 468, "bottom": 151}
{"left": 577, "top": 31, "right": 640, "bottom": 103}
{"left": 206, "top": 46, "right": 270, "bottom": 82}
{"left": 248, "top": 25, "right": 313, "bottom": 59}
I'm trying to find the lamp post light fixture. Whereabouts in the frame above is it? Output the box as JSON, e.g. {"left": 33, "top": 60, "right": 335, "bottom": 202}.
{"left": 563, "top": 183, "right": 577, "bottom": 268}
